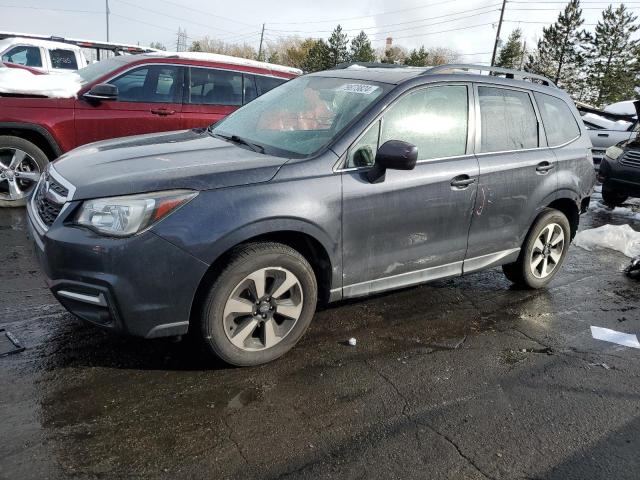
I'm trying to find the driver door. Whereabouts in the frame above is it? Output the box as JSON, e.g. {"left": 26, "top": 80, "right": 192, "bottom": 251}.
{"left": 341, "top": 84, "right": 479, "bottom": 297}
{"left": 74, "top": 64, "right": 184, "bottom": 147}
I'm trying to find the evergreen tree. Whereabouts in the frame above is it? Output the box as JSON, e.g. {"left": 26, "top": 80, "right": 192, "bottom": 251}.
{"left": 301, "top": 40, "right": 332, "bottom": 72}
{"left": 587, "top": 5, "right": 640, "bottom": 106}
{"left": 525, "top": 0, "right": 591, "bottom": 97}
{"left": 349, "top": 31, "right": 375, "bottom": 63}
{"left": 496, "top": 29, "right": 525, "bottom": 69}
{"left": 404, "top": 46, "right": 429, "bottom": 67}
{"left": 189, "top": 41, "right": 202, "bottom": 52}
{"left": 328, "top": 25, "right": 349, "bottom": 66}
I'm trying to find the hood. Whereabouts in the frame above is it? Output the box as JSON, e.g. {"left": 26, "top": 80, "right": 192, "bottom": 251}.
{"left": 53, "top": 129, "right": 288, "bottom": 200}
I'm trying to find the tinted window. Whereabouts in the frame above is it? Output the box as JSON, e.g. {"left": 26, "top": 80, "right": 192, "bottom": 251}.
{"left": 256, "top": 76, "right": 286, "bottom": 95}
{"left": 243, "top": 75, "right": 258, "bottom": 104}
{"left": 49, "top": 49, "right": 78, "bottom": 70}
{"left": 2, "top": 46, "right": 42, "bottom": 67}
{"left": 111, "top": 65, "right": 182, "bottom": 103}
{"left": 478, "top": 86, "right": 538, "bottom": 153}
{"left": 534, "top": 92, "right": 581, "bottom": 147}
{"left": 189, "top": 68, "right": 242, "bottom": 106}
{"left": 380, "top": 85, "right": 468, "bottom": 161}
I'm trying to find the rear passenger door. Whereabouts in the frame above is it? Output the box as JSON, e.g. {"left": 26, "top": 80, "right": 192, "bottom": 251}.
{"left": 75, "top": 64, "right": 184, "bottom": 146}
{"left": 182, "top": 67, "right": 244, "bottom": 129}
{"left": 464, "top": 85, "right": 557, "bottom": 272}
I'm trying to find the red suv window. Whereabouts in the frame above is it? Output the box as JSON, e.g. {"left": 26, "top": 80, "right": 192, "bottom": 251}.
{"left": 111, "top": 65, "right": 183, "bottom": 103}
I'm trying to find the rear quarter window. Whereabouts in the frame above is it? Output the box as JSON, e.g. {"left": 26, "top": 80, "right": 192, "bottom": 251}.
{"left": 255, "top": 76, "right": 286, "bottom": 96}
{"left": 534, "top": 92, "right": 581, "bottom": 147}
{"left": 49, "top": 49, "right": 78, "bottom": 70}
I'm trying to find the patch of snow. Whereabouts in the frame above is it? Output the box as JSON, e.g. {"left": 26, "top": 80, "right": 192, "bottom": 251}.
{"left": 347, "top": 64, "right": 368, "bottom": 70}
{"left": 604, "top": 100, "right": 638, "bottom": 117}
{"left": 0, "top": 68, "right": 81, "bottom": 98}
{"left": 574, "top": 224, "right": 640, "bottom": 258}
{"left": 149, "top": 51, "right": 302, "bottom": 76}
{"left": 582, "top": 112, "right": 632, "bottom": 131}
{"left": 589, "top": 199, "right": 640, "bottom": 221}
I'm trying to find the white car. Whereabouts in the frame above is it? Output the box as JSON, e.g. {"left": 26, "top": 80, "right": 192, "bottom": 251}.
{"left": 0, "top": 37, "right": 87, "bottom": 74}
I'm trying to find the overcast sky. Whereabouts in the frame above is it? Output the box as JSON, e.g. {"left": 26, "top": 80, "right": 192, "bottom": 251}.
{"left": 2, "top": 0, "right": 638, "bottom": 65}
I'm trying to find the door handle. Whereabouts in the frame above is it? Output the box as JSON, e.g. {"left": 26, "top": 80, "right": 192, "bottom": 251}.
{"left": 536, "top": 162, "right": 555, "bottom": 173}
{"left": 597, "top": 133, "right": 609, "bottom": 137}
{"left": 150, "top": 108, "right": 176, "bottom": 116}
{"left": 450, "top": 175, "right": 476, "bottom": 189}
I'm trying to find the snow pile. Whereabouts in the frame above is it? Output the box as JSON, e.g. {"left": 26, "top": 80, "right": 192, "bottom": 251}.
{"left": 589, "top": 202, "right": 640, "bottom": 221}
{"left": 582, "top": 112, "right": 632, "bottom": 131}
{"left": 0, "top": 68, "right": 82, "bottom": 98}
{"left": 604, "top": 100, "right": 638, "bottom": 117}
{"left": 149, "top": 51, "right": 302, "bottom": 76}
{"left": 574, "top": 224, "right": 640, "bottom": 258}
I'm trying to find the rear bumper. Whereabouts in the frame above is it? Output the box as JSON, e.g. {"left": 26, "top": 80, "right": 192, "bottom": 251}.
{"left": 26, "top": 201, "right": 209, "bottom": 338}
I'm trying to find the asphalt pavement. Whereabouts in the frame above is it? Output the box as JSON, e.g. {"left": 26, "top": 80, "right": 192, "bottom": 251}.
{"left": 1, "top": 197, "right": 639, "bottom": 480}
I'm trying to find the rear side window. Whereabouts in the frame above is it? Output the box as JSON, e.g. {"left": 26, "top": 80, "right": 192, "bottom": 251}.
{"left": 2, "top": 45, "right": 42, "bottom": 67}
{"left": 255, "top": 75, "right": 286, "bottom": 96}
{"left": 379, "top": 85, "right": 469, "bottom": 161}
{"left": 534, "top": 92, "right": 581, "bottom": 146}
{"left": 111, "top": 65, "right": 182, "bottom": 103}
{"left": 243, "top": 75, "right": 258, "bottom": 104}
{"left": 478, "top": 86, "right": 538, "bottom": 153}
{"left": 49, "top": 49, "right": 78, "bottom": 70}
{"left": 188, "top": 68, "right": 243, "bottom": 106}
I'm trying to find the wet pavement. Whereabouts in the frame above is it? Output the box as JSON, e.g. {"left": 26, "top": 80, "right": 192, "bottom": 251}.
{"left": 2, "top": 195, "right": 640, "bottom": 480}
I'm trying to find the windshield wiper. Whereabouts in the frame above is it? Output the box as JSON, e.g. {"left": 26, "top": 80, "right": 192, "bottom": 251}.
{"left": 212, "top": 132, "right": 265, "bottom": 154}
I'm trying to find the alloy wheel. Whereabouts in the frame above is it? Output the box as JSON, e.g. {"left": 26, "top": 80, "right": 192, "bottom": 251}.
{"left": 0, "top": 148, "right": 41, "bottom": 202}
{"left": 530, "top": 223, "right": 565, "bottom": 279}
{"left": 223, "top": 267, "right": 304, "bottom": 351}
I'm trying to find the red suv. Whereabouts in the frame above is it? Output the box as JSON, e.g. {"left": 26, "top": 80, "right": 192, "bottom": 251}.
{"left": 0, "top": 53, "right": 300, "bottom": 206}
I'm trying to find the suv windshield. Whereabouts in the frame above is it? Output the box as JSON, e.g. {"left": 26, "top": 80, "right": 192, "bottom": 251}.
{"left": 211, "top": 76, "right": 390, "bottom": 158}
{"left": 75, "top": 56, "right": 133, "bottom": 85}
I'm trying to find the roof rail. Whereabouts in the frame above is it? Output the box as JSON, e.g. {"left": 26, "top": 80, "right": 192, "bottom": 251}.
{"left": 332, "top": 62, "right": 408, "bottom": 70}
{"left": 423, "top": 64, "right": 556, "bottom": 87}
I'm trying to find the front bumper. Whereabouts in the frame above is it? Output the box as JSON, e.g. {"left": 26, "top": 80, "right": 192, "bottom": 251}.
{"left": 26, "top": 199, "right": 209, "bottom": 339}
{"left": 599, "top": 156, "right": 640, "bottom": 197}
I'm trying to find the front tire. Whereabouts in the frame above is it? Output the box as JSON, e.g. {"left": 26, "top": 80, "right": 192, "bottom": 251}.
{"left": 0, "top": 136, "right": 48, "bottom": 207}
{"left": 502, "top": 209, "right": 571, "bottom": 289}
{"left": 199, "top": 242, "right": 318, "bottom": 366}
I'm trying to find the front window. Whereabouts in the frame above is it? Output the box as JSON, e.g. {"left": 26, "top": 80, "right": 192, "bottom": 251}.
{"left": 211, "top": 76, "right": 390, "bottom": 158}
{"left": 110, "top": 65, "right": 182, "bottom": 103}
{"left": 2, "top": 45, "right": 42, "bottom": 67}
{"left": 75, "top": 56, "right": 132, "bottom": 85}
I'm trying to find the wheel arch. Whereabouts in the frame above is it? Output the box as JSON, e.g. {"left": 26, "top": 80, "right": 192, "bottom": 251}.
{"left": 189, "top": 229, "right": 336, "bottom": 332}
{"left": 547, "top": 195, "right": 581, "bottom": 240}
{"left": 0, "top": 122, "right": 62, "bottom": 160}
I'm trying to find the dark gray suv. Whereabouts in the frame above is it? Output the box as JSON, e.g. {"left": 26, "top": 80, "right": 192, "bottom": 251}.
{"left": 27, "top": 64, "right": 595, "bottom": 366}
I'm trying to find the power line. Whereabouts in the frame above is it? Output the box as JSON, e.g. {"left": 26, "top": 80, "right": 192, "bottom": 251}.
{"left": 111, "top": 0, "right": 237, "bottom": 35}
{"left": 150, "top": 0, "right": 257, "bottom": 28}
{"left": 0, "top": 4, "right": 101, "bottom": 14}
{"left": 266, "top": 4, "right": 502, "bottom": 34}
{"left": 370, "top": 22, "right": 496, "bottom": 42}
{"left": 266, "top": 0, "right": 460, "bottom": 25}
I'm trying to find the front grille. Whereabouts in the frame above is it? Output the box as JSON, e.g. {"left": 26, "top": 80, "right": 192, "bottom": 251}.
{"left": 34, "top": 174, "right": 68, "bottom": 227}
{"left": 620, "top": 150, "right": 640, "bottom": 169}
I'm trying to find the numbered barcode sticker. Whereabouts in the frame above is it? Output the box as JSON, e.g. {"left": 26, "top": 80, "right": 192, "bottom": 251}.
{"left": 337, "top": 83, "right": 380, "bottom": 95}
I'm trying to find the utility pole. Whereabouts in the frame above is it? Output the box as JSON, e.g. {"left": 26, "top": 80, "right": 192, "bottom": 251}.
{"left": 105, "top": 0, "right": 110, "bottom": 42}
{"left": 258, "top": 23, "right": 265, "bottom": 61}
{"left": 519, "top": 40, "right": 527, "bottom": 69}
{"left": 490, "top": 0, "right": 507, "bottom": 67}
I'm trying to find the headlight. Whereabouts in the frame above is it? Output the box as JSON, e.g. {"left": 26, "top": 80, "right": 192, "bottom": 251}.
{"left": 605, "top": 145, "right": 624, "bottom": 161}
{"left": 76, "top": 190, "right": 197, "bottom": 237}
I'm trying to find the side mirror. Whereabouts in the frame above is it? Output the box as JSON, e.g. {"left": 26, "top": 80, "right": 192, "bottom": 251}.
{"left": 83, "top": 83, "right": 118, "bottom": 102}
{"left": 367, "top": 140, "right": 418, "bottom": 183}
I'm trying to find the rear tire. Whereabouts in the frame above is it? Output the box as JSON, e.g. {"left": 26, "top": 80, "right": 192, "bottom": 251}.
{"left": 199, "top": 242, "right": 318, "bottom": 366}
{"left": 502, "top": 208, "right": 571, "bottom": 289}
{"left": 0, "top": 136, "right": 48, "bottom": 208}
{"left": 602, "top": 183, "right": 628, "bottom": 208}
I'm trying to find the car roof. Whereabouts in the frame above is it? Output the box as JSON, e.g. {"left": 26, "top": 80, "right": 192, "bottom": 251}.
{"left": 0, "top": 37, "right": 83, "bottom": 52}
{"left": 310, "top": 64, "right": 563, "bottom": 97}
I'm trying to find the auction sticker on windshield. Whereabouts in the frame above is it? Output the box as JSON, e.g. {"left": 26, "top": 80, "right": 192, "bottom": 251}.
{"left": 337, "top": 83, "right": 380, "bottom": 94}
